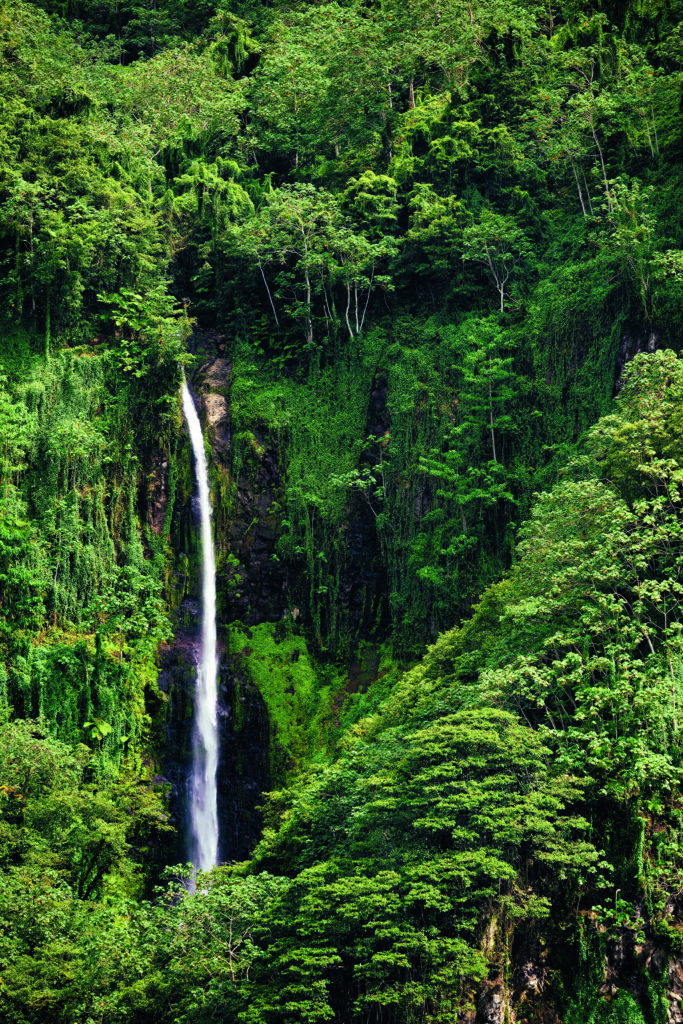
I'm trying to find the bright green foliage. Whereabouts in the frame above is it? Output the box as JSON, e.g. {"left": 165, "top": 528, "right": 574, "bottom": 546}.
{"left": 1, "top": 0, "right": 683, "bottom": 1019}
{"left": 462, "top": 210, "right": 531, "bottom": 312}
{"left": 3, "top": 0, "right": 683, "bottom": 657}
{"left": 0, "top": 826, "right": 283, "bottom": 1024}
{"left": 242, "top": 708, "right": 594, "bottom": 1024}
{"left": 471, "top": 352, "right": 683, "bottom": 803}
{"left": 208, "top": 345, "right": 683, "bottom": 1024}
{"left": 0, "top": 714, "right": 171, "bottom": 906}
{"left": 0, "top": 340, "right": 178, "bottom": 767}
{"left": 227, "top": 621, "right": 339, "bottom": 776}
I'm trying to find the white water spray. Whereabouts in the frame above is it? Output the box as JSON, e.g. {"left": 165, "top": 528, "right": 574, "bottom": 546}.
{"left": 182, "top": 381, "right": 219, "bottom": 871}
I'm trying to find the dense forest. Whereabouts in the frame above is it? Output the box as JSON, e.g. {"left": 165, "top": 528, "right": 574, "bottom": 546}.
{"left": 1, "top": 0, "right": 683, "bottom": 1019}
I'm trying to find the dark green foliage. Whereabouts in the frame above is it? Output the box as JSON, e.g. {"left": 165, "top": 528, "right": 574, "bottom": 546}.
{"left": 240, "top": 708, "right": 594, "bottom": 1023}
{"left": 3, "top": 0, "right": 683, "bottom": 657}
{"left": 2, "top": 0, "right": 683, "bottom": 1020}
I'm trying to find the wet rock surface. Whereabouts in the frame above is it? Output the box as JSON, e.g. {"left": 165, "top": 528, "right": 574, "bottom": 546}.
{"left": 157, "top": 617, "right": 269, "bottom": 865}
{"left": 460, "top": 916, "right": 683, "bottom": 1023}
{"left": 617, "top": 323, "right": 658, "bottom": 385}
{"left": 147, "top": 453, "right": 170, "bottom": 536}
{"left": 667, "top": 958, "right": 683, "bottom": 1023}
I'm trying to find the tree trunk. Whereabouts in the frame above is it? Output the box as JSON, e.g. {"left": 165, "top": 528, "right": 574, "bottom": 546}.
{"left": 568, "top": 154, "right": 587, "bottom": 218}
{"left": 591, "top": 122, "right": 612, "bottom": 212}
{"left": 581, "top": 167, "right": 595, "bottom": 216}
{"left": 259, "top": 262, "right": 280, "bottom": 326}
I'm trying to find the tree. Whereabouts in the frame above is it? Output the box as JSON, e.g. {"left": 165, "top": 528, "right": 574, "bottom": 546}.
{"left": 228, "top": 183, "right": 395, "bottom": 353}
{"left": 247, "top": 709, "right": 594, "bottom": 1024}
{"left": 474, "top": 353, "right": 683, "bottom": 799}
{"left": 97, "top": 284, "right": 193, "bottom": 378}
{"left": 413, "top": 318, "right": 519, "bottom": 617}
{"left": 247, "top": 9, "right": 331, "bottom": 167}
{"left": 593, "top": 176, "right": 656, "bottom": 316}
{"left": 462, "top": 210, "right": 530, "bottom": 312}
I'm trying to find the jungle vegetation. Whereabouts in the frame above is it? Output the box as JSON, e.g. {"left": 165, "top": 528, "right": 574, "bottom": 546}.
{"left": 1, "top": 0, "right": 683, "bottom": 1019}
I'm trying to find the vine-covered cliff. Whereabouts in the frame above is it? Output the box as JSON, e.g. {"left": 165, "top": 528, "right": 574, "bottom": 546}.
{"left": 1, "top": 0, "right": 683, "bottom": 1020}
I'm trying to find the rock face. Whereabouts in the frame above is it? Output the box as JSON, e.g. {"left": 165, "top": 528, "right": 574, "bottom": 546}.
{"left": 196, "top": 353, "right": 289, "bottom": 628}
{"left": 156, "top": 617, "right": 269, "bottom": 865}
{"left": 667, "top": 958, "right": 683, "bottom": 1023}
{"left": 154, "top": 343, "right": 277, "bottom": 864}
{"left": 200, "top": 357, "right": 231, "bottom": 454}
{"left": 156, "top": 342, "right": 394, "bottom": 863}
{"left": 457, "top": 916, "right": 683, "bottom": 1024}
{"left": 197, "top": 350, "right": 398, "bottom": 646}
{"left": 147, "top": 454, "right": 170, "bottom": 536}
{"left": 617, "top": 323, "right": 658, "bottom": 384}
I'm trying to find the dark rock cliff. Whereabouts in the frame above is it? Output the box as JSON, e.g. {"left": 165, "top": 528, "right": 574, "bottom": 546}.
{"left": 156, "top": 626, "right": 269, "bottom": 865}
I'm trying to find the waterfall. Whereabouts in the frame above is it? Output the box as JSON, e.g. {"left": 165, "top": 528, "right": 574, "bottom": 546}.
{"left": 182, "top": 381, "right": 219, "bottom": 871}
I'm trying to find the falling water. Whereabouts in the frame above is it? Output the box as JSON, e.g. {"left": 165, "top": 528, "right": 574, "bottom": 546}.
{"left": 182, "top": 381, "right": 219, "bottom": 871}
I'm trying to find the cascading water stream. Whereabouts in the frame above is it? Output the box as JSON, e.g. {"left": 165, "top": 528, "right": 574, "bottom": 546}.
{"left": 182, "top": 381, "right": 219, "bottom": 872}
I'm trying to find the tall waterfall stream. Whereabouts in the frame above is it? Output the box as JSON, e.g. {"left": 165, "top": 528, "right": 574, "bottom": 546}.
{"left": 182, "top": 381, "right": 219, "bottom": 871}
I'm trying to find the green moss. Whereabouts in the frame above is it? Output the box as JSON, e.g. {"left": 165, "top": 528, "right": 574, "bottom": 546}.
{"left": 227, "top": 621, "right": 344, "bottom": 778}
{"left": 227, "top": 624, "right": 408, "bottom": 781}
